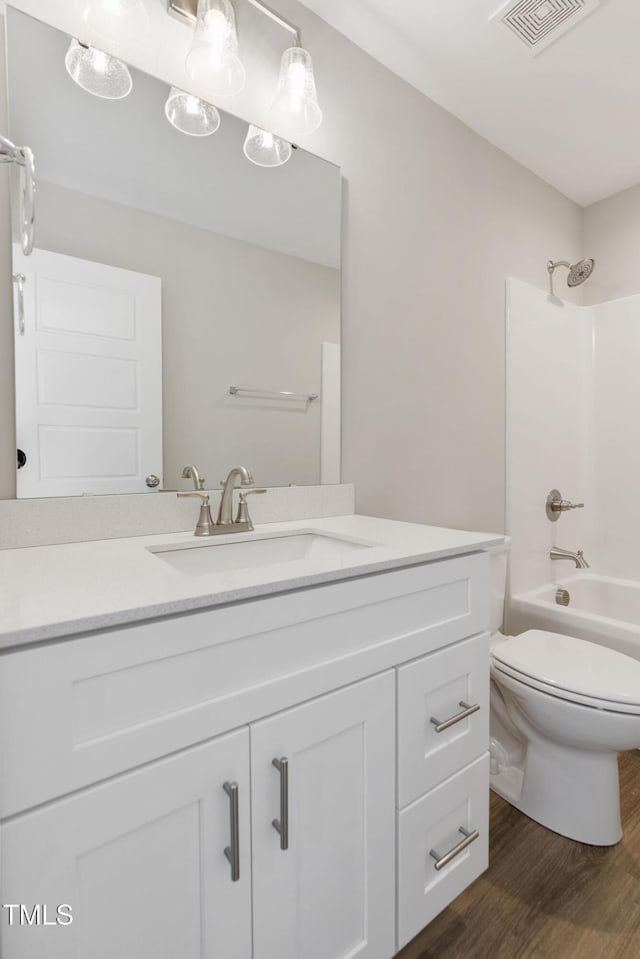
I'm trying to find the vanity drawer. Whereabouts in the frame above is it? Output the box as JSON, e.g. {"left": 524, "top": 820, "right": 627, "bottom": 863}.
{"left": 397, "top": 753, "right": 489, "bottom": 951}
{"left": 397, "top": 633, "right": 489, "bottom": 808}
{"left": 0, "top": 554, "right": 488, "bottom": 817}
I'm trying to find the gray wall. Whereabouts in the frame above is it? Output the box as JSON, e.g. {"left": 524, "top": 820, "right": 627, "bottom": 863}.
{"left": 29, "top": 180, "right": 340, "bottom": 491}
{"left": 0, "top": 2, "right": 585, "bottom": 531}
{"left": 0, "top": 21, "right": 15, "bottom": 499}
{"left": 583, "top": 184, "right": 640, "bottom": 306}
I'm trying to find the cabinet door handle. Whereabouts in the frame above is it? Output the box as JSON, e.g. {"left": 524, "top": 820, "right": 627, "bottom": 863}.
{"left": 223, "top": 781, "right": 240, "bottom": 882}
{"left": 271, "top": 757, "right": 289, "bottom": 851}
{"left": 430, "top": 826, "right": 479, "bottom": 871}
{"left": 430, "top": 701, "right": 480, "bottom": 734}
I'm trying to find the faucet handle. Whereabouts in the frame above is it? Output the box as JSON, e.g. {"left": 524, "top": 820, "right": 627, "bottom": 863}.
{"left": 235, "top": 488, "right": 267, "bottom": 528}
{"left": 177, "top": 492, "right": 216, "bottom": 536}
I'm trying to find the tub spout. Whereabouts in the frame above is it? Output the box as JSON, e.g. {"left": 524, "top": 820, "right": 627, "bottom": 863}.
{"left": 550, "top": 547, "right": 590, "bottom": 569}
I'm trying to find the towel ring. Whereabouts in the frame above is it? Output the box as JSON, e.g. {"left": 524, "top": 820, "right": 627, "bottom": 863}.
{"left": 0, "top": 135, "right": 35, "bottom": 256}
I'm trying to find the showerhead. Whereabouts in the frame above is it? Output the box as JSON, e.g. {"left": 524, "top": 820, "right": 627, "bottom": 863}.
{"left": 547, "top": 257, "right": 595, "bottom": 295}
{"left": 567, "top": 258, "right": 595, "bottom": 287}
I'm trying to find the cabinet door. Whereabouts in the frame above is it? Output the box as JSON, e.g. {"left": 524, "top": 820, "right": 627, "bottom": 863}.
{"left": 0, "top": 730, "right": 251, "bottom": 959}
{"left": 251, "top": 672, "right": 396, "bottom": 959}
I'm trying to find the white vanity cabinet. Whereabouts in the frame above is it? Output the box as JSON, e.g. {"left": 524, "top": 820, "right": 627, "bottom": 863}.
{"left": 1, "top": 675, "right": 395, "bottom": 959}
{"left": 0, "top": 729, "right": 253, "bottom": 959}
{"left": 0, "top": 551, "right": 491, "bottom": 959}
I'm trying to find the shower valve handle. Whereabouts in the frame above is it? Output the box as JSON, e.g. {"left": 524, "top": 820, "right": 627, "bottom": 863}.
{"left": 551, "top": 499, "right": 584, "bottom": 512}
{"left": 546, "top": 489, "right": 584, "bottom": 521}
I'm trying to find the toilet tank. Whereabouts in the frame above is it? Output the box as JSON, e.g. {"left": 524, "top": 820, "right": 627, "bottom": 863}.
{"left": 487, "top": 540, "right": 510, "bottom": 635}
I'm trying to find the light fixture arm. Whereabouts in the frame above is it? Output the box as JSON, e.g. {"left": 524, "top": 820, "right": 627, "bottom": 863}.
{"left": 168, "top": 0, "right": 302, "bottom": 46}
{"left": 246, "top": 0, "right": 301, "bottom": 46}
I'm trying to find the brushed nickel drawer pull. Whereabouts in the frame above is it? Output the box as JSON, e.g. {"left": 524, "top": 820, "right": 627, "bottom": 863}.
{"left": 430, "top": 826, "right": 479, "bottom": 871}
{"left": 223, "top": 781, "right": 240, "bottom": 882}
{"left": 272, "top": 757, "right": 289, "bottom": 851}
{"left": 430, "top": 701, "right": 480, "bottom": 734}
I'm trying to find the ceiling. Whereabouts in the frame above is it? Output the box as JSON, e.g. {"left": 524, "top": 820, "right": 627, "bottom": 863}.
{"left": 297, "top": 0, "right": 640, "bottom": 207}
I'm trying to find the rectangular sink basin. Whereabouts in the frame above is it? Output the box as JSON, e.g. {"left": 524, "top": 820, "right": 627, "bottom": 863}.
{"left": 150, "top": 531, "right": 374, "bottom": 576}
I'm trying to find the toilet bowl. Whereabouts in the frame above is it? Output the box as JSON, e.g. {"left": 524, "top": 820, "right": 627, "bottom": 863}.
{"left": 488, "top": 544, "right": 640, "bottom": 846}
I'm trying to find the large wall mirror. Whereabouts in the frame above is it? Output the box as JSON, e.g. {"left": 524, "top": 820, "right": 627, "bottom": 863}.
{"left": 5, "top": 8, "right": 341, "bottom": 498}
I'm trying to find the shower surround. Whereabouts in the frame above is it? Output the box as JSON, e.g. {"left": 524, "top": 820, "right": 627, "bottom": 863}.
{"left": 505, "top": 277, "right": 640, "bottom": 659}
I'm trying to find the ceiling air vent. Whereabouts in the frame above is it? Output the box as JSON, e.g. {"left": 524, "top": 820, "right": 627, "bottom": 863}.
{"left": 491, "top": 0, "right": 603, "bottom": 56}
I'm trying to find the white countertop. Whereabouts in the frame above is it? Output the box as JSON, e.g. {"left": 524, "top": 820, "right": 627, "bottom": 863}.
{"left": 0, "top": 514, "right": 503, "bottom": 650}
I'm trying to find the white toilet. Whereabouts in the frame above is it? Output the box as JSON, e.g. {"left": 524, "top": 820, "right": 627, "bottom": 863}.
{"left": 489, "top": 544, "right": 640, "bottom": 846}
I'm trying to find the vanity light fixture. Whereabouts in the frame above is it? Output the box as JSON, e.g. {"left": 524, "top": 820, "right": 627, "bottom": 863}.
{"left": 165, "top": 87, "right": 221, "bottom": 135}
{"left": 185, "top": 0, "right": 246, "bottom": 97}
{"left": 168, "top": 0, "right": 323, "bottom": 134}
{"left": 243, "top": 124, "right": 292, "bottom": 166}
{"left": 65, "top": 39, "right": 133, "bottom": 99}
{"left": 76, "top": 0, "right": 150, "bottom": 45}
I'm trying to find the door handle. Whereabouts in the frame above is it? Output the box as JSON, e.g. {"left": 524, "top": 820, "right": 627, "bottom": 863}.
{"left": 12, "top": 273, "right": 25, "bottom": 335}
{"left": 271, "top": 757, "right": 289, "bottom": 851}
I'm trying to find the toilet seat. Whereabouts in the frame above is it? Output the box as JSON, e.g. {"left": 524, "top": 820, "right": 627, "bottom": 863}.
{"left": 491, "top": 629, "right": 640, "bottom": 715}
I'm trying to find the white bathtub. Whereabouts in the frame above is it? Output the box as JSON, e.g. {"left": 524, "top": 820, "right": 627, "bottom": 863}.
{"left": 508, "top": 574, "right": 640, "bottom": 662}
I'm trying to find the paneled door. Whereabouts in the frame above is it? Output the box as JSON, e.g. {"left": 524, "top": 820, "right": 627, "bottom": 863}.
{"left": 12, "top": 246, "right": 162, "bottom": 497}
{"left": 0, "top": 730, "right": 252, "bottom": 959}
{"left": 251, "top": 672, "right": 396, "bottom": 959}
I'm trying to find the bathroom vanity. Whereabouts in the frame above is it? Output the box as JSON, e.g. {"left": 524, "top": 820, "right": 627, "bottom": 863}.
{"left": 0, "top": 515, "right": 500, "bottom": 958}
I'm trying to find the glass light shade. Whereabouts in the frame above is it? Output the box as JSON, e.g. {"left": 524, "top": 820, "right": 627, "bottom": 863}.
{"left": 65, "top": 39, "right": 133, "bottom": 99}
{"left": 269, "top": 46, "right": 322, "bottom": 137}
{"left": 185, "top": 0, "right": 246, "bottom": 97}
{"left": 165, "top": 87, "right": 221, "bottom": 136}
{"left": 243, "top": 125, "right": 292, "bottom": 167}
{"left": 76, "top": 0, "right": 149, "bottom": 45}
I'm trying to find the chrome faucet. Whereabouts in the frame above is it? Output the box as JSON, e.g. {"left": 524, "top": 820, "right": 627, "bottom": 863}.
{"left": 550, "top": 547, "right": 590, "bottom": 569}
{"left": 182, "top": 464, "right": 205, "bottom": 491}
{"left": 217, "top": 466, "right": 254, "bottom": 525}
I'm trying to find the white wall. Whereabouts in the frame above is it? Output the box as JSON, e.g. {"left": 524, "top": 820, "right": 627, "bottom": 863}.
{"left": 507, "top": 279, "right": 640, "bottom": 595}
{"left": 592, "top": 294, "right": 640, "bottom": 579}
{"left": 0, "top": 1, "right": 584, "bottom": 528}
{"left": 34, "top": 180, "right": 340, "bottom": 491}
{"left": 575, "top": 185, "right": 640, "bottom": 582}
{"left": 506, "top": 279, "right": 593, "bottom": 596}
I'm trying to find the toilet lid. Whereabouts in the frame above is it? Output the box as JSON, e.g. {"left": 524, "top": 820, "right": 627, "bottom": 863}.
{"left": 491, "top": 630, "right": 640, "bottom": 711}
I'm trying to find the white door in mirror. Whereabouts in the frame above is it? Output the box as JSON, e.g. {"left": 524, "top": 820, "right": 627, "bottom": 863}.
{"left": 13, "top": 246, "right": 162, "bottom": 497}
